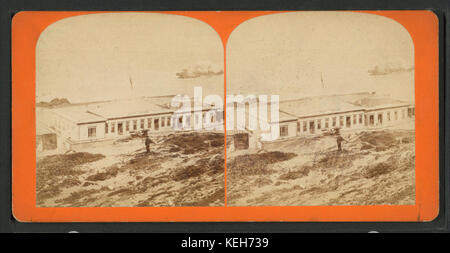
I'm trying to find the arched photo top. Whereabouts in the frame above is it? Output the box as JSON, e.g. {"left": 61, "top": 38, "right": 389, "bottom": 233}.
{"left": 36, "top": 12, "right": 224, "bottom": 104}
{"left": 226, "top": 11, "right": 415, "bottom": 103}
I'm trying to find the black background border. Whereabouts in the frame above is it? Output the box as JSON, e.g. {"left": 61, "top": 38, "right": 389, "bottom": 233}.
{"left": 0, "top": 0, "right": 448, "bottom": 233}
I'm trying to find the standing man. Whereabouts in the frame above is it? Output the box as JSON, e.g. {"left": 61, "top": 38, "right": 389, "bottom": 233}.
{"left": 145, "top": 134, "right": 153, "bottom": 154}
{"left": 336, "top": 133, "right": 346, "bottom": 152}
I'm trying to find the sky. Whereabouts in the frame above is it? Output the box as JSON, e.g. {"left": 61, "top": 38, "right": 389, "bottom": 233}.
{"left": 36, "top": 12, "right": 415, "bottom": 104}
{"left": 226, "top": 12, "right": 415, "bottom": 103}
{"left": 36, "top": 13, "right": 224, "bottom": 103}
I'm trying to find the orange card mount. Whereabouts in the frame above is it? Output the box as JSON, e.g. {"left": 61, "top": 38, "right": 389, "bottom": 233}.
{"left": 12, "top": 11, "right": 439, "bottom": 222}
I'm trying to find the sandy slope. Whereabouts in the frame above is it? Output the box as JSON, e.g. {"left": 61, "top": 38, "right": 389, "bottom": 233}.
{"left": 227, "top": 127, "right": 415, "bottom": 206}
{"left": 37, "top": 132, "right": 225, "bottom": 207}
{"left": 36, "top": 126, "right": 415, "bottom": 207}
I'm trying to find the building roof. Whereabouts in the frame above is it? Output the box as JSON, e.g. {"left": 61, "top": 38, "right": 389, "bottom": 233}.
{"left": 51, "top": 105, "right": 107, "bottom": 124}
{"left": 36, "top": 123, "right": 54, "bottom": 135}
{"left": 227, "top": 92, "right": 412, "bottom": 124}
{"left": 279, "top": 93, "right": 411, "bottom": 119}
{"left": 48, "top": 96, "right": 217, "bottom": 124}
{"left": 45, "top": 93, "right": 412, "bottom": 125}
{"left": 352, "top": 97, "right": 411, "bottom": 110}
{"left": 278, "top": 111, "right": 298, "bottom": 122}
{"left": 279, "top": 95, "right": 364, "bottom": 119}
{"left": 86, "top": 98, "right": 173, "bottom": 120}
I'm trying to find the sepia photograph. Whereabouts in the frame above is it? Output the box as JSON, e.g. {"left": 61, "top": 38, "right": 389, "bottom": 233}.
{"left": 225, "top": 12, "right": 416, "bottom": 206}
{"left": 34, "top": 11, "right": 417, "bottom": 208}
{"left": 35, "top": 13, "right": 225, "bottom": 207}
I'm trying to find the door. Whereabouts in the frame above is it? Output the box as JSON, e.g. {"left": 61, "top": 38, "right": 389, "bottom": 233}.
{"left": 378, "top": 113, "right": 383, "bottom": 125}
{"left": 154, "top": 119, "right": 159, "bottom": 130}
{"left": 234, "top": 133, "right": 249, "bottom": 150}
{"left": 117, "top": 123, "right": 123, "bottom": 135}
{"left": 369, "top": 115, "right": 374, "bottom": 126}
{"left": 309, "top": 121, "right": 315, "bottom": 133}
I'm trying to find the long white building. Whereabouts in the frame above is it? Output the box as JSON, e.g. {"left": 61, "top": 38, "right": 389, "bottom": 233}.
{"left": 227, "top": 92, "right": 415, "bottom": 148}
{"left": 37, "top": 92, "right": 414, "bottom": 151}
{"left": 37, "top": 95, "right": 224, "bottom": 151}
{"left": 277, "top": 92, "right": 415, "bottom": 138}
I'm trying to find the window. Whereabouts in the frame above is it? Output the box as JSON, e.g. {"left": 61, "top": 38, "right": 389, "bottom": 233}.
{"left": 317, "top": 120, "right": 321, "bottom": 129}
{"left": 154, "top": 118, "right": 159, "bottom": 130}
{"left": 369, "top": 115, "right": 375, "bottom": 126}
{"left": 88, "top": 127, "right": 96, "bottom": 138}
{"left": 297, "top": 122, "right": 301, "bottom": 132}
{"left": 339, "top": 116, "right": 344, "bottom": 127}
{"left": 167, "top": 116, "right": 171, "bottom": 127}
{"left": 332, "top": 117, "right": 337, "bottom": 127}
{"left": 303, "top": 122, "right": 307, "bottom": 132}
{"left": 394, "top": 111, "right": 398, "bottom": 120}
{"left": 353, "top": 115, "right": 357, "bottom": 125}
{"left": 309, "top": 121, "right": 315, "bottom": 133}
{"left": 161, "top": 117, "right": 165, "bottom": 127}
{"left": 117, "top": 122, "right": 123, "bottom": 134}
{"left": 140, "top": 119, "right": 145, "bottom": 129}
{"left": 133, "top": 120, "right": 137, "bottom": 130}
{"left": 280, "top": 125, "right": 288, "bottom": 137}
{"left": 105, "top": 123, "right": 108, "bottom": 134}
{"left": 325, "top": 118, "right": 329, "bottom": 128}
{"left": 346, "top": 116, "right": 351, "bottom": 128}
{"left": 126, "top": 121, "right": 129, "bottom": 131}
{"left": 147, "top": 118, "right": 152, "bottom": 129}
{"left": 387, "top": 112, "right": 391, "bottom": 121}
{"left": 111, "top": 122, "right": 115, "bottom": 133}
{"left": 359, "top": 114, "right": 363, "bottom": 124}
